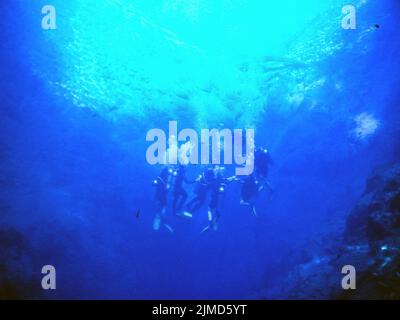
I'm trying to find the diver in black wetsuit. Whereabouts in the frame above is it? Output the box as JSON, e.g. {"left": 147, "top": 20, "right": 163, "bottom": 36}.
{"left": 233, "top": 147, "right": 274, "bottom": 217}
{"left": 201, "top": 166, "right": 235, "bottom": 233}
{"left": 152, "top": 167, "right": 173, "bottom": 232}
{"left": 184, "top": 167, "right": 216, "bottom": 217}
{"left": 171, "top": 164, "right": 194, "bottom": 217}
{"left": 254, "top": 147, "right": 274, "bottom": 193}
{"left": 255, "top": 147, "right": 272, "bottom": 179}
{"left": 239, "top": 173, "right": 261, "bottom": 216}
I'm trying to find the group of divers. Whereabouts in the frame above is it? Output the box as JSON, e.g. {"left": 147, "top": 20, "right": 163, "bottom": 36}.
{"left": 152, "top": 147, "right": 273, "bottom": 233}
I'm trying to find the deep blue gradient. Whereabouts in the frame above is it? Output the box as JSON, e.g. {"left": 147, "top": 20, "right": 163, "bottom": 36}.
{"left": 1, "top": 1, "right": 399, "bottom": 299}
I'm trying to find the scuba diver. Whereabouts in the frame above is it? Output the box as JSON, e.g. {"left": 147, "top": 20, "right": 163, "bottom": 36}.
{"left": 254, "top": 147, "right": 273, "bottom": 179}
{"left": 201, "top": 166, "right": 235, "bottom": 234}
{"left": 239, "top": 173, "right": 262, "bottom": 217}
{"left": 254, "top": 147, "right": 274, "bottom": 193}
{"left": 171, "top": 164, "right": 194, "bottom": 218}
{"left": 183, "top": 167, "right": 216, "bottom": 218}
{"left": 233, "top": 147, "right": 274, "bottom": 217}
{"left": 152, "top": 167, "right": 174, "bottom": 233}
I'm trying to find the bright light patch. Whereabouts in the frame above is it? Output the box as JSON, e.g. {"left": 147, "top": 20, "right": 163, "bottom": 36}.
{"left": 353, "top": 112, "right": 380, "bottom": 139}
{"left": 34, "top": 0, "right": 361, "bottom": 125}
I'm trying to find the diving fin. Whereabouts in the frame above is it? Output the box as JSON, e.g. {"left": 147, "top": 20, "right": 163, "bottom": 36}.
{"left": 153, "top": 215, "right": 161, "bottom": 231}
{"left": 163, "top": 224, "right": 174, "bottom": 233}
{"left": 251, "top": 206, "right": 257, "bottom": 217}
{"left": 200, "top": 225, "right": 210, "bottom": 234}
{"left": 182, "top": 211, "right": 193, "bottom": 219}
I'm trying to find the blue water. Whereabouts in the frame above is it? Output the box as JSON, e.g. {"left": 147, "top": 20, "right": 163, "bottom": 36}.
{"left": 1, "top": 0, "right": 399, "bottom": 299}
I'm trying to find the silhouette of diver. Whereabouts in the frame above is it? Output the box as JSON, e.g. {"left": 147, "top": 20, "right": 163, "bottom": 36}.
{"left": 233, "top": 147, "right": 274, "bottom": 217}
{"left": 149, "top": 147, "right": 274, "bottom": 231}
{"left": 201, "top": 166, "right": 235, "bottom": 233}
{"left": 184, "top": 167, "right": 216, "bottom": 217}
{"left": 239, "top": 173, "right": 260, "bottom": 216}
{"left": 171, "top": 164, "right": 194, "bottom": 218}
{"left": 253, "top": 147, "right": 274, "bottom": 195}
{"left": 254, "top": 147, "right": 273, "bottom": 180}
{"left": 152, "top": 167, "right": 173, "bottom": 232}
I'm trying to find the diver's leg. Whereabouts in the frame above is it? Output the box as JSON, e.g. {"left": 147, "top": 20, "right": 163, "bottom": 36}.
{"left": 175, "top": 190, "right": 191, "bottom": 218}
{"left": 183, "top": 195, "right": 198, "bottom": 218}
{"left": 177, "top": 189, "right": 187, "bottom": 212}
{"left": 172, "top": 192, "right": 179, "bottom": 215}
{"left": 201, "top": 207, "right": 213, "bottom": 234}
{"left": 265, "top": 180, "right": 274, "bottom": 193}
{"left": 186, "top": 196, "right": 198, "bottom": 212}
{"left": 201, "top": 208, "right": 219, "bottom": 234}
{"left": 154, "top": 194, "right": 168, "bottom": 231}
{"left": 190, "top": 197, "right": 204, "bottom": 213}
{"left": 212, "top": 210, "right": 220, "bottom": 231}
{"left": 197, "top": 193, "right": 207, "bottom": 212}
{"left": 157, "top": 202, "right": 174, "bottom": 233}
{"left": 153, "top": 202, "right": 164, "bottom": 231}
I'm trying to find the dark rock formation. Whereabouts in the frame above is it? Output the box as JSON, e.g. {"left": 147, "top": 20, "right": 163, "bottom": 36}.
{"left": 333, "top": 163, "right": 400, "bottom": 299}
{"left": 0, "top": 228, "right": 42, "bottom": 299}
{"left": 258, "top": 163, "right": 400, "bottom": 299}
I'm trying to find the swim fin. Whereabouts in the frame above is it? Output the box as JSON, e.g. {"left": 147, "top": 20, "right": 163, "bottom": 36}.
{"left": 153, "top": 215, "right": 161, "bottom": 231}
{"left": 182, "top": 211, "right": 193, "bottom": 219}
{"left": 200, "top": 225, "right": 210, "bottom": 234}
{"left": 163, "top": 224, "right": 174, "bottom": 233}
{"left": 251, "top": 206, "right": 257, "bottom": 217}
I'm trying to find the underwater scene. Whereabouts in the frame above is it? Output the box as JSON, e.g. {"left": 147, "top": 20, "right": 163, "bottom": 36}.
{"left": 0, "top": 0, "right": 399, "bottom": 300}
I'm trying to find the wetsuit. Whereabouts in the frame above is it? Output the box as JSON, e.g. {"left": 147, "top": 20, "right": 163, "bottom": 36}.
{"left": 186, "top": 168, "right": 215, "bottom": 214}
